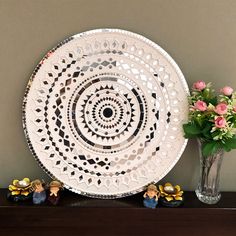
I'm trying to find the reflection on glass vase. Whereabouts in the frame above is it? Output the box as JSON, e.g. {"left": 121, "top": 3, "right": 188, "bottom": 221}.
{"left": 195, "top": 139, "right": 224, "bottom": 204}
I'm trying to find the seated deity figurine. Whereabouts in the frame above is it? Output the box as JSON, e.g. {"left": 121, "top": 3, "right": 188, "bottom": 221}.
{"left": 32, "top": 179, "right": 46, "bottom": 205}
{"left": 47, "top": 180, "right": 63, "bottom": 205}
{"left": 143, "top": 184, "right": 160, "bottom": 209}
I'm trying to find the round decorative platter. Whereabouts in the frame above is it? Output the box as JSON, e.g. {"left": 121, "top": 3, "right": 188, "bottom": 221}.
{"left": 23, "top": 29, "right": 189, "bottom": 198}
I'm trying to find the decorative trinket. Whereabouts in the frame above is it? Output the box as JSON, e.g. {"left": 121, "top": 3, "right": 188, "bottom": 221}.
{"left": 31, "top": 179, "right": 46, "bottom": 205}
{"left": 143, "top": 184, "right": 160, "bottom": 209}
{"left": 23, "top": 29, "right": 189, "bottom": 199}
{"left": 159, "top": 182, "right": 184, "bottom": 207}
{"left": 183, "top": 81, "right": 236, "bottom": 204}
{"left": 8, "top": 178, "right": 33, "bottom": 202}
{"left": 47, "top": 180, "right": 63, "bottom": 205}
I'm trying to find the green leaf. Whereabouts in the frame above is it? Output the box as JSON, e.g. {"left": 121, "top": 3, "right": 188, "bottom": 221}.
{"left": 201, "top": 123, "right": 212, "bottom": 138}
{"left": 208, "top": 97, "right": 218, "bottom": 106}
{"left": 224, "top": 136, "right": 236, "bottom": 149}
{"left": 202, "top": 89, "right": 210, "bottom": 99}
{"left": 202, "top": 141, "right": 220, "bottom": 156}
{"left": 195, "top": 115, "right": 204, "bottom": 127}
{"left": 183, "top": 123, "right": 201, "bottom": 136}
{"left": 183, "top": 133, "right": 197, "bottom": 138}
{"left": 222, "top": 143, "right": 231, "bottom": 152}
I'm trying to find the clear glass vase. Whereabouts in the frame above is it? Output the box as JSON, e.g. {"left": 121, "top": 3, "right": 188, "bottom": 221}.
{"left": 195, "top": 139, "right": 224, "bottom": 204}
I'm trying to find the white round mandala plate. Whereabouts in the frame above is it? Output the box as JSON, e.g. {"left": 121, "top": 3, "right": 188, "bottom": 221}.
{"left": 23, "top": 29, "right": 189, "bottom": 198}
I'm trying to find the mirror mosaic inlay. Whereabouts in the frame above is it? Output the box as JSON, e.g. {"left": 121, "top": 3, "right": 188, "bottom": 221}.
{"left": 23, "top": 29, "right": 189, "bottom": 198}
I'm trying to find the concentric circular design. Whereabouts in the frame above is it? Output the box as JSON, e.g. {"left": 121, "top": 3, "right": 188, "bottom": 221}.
{"left": 23, "top": 29, "right": 189, "bottom": 198}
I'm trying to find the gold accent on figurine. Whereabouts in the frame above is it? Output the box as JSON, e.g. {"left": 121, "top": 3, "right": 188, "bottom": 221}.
{"left": 8, "top": 178, "right": 32, "bottom": 196}
{"left": 8, "top": 178, "right": 33, "bottom": 201}
{"left": 159, "top": 182, "right": 183, "bottom": 202}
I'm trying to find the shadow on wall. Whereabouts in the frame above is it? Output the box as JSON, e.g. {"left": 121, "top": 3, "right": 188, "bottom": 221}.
{"left": 162, "top": 139, "right": 199, "bottom": 191}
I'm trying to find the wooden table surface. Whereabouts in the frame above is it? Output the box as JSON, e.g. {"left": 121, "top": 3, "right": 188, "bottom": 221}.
{"left": 1, "top": 189, "right": 236, "bottom": 236}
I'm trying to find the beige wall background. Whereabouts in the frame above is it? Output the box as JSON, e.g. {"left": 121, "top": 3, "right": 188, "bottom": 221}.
{"left": 0, "top": 0, "right": 236, "bottom": 191}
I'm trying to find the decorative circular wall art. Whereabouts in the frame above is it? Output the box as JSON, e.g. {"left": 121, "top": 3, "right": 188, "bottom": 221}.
{"left": 23, "top": 29, "right": 189, "bottom": 198}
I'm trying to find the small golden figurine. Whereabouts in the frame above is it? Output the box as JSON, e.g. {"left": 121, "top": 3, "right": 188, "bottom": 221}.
{"left": 8, "top": 178, "right": 33, "bottom": 202}
{"left": 159, "top": 182, "right": 184, "bottom": 207}
{"left": 31, "top": 179, "right": 46, "bottom": 205}
{"left": 47, "top": 180, "right": 63, "bottom": 205}
{"left": 143, "top": 184, "right": 160, "bottom": 209}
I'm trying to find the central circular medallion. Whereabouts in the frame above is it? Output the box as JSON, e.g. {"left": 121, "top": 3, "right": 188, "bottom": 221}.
{"left": 103, "top": 107, "right": 113, "bottom": 118}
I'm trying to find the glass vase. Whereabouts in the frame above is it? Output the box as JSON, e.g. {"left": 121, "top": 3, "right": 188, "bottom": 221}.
{"left": 195, "top": 139, "right": 224, "bottom": 204}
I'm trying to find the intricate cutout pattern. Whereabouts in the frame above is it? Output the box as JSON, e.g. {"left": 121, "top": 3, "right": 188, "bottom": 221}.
{"left": 23, "top": 29, "right": 189, "bottom": 198}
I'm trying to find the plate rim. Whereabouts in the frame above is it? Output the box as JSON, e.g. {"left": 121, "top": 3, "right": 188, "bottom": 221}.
{"left": 22, "top": 28, "right": 189, "bottom": 199}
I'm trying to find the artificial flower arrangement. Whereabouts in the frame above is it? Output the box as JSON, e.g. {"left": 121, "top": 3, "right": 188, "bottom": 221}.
{"left": 183, "top": 80, "right": 236, "bottom": 156}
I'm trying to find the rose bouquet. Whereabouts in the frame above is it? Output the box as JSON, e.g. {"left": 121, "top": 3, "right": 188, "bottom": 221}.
{"left": 183, "top": 81, "right": 236, "bottom": 156}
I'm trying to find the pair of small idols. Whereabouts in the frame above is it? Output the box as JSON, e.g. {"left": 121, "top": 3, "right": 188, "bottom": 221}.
{"left": 143, "top": 183, "right": 184, "bottom": 208}
{"left": 8, "top": 178, "right": 63, "bottom": 205}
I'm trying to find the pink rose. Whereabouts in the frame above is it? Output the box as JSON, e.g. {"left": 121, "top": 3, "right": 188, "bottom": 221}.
{"left": 233, "top": 106, "right": 236, "bottom": 112}
{"left": 215, "top": 103, "right": 228, "bottom": 115}
{"left": 215, "top": 116, "right": 227, "bottom": 128}
{"left": 220, "top": 86, "right": 233, "bottom": 96}
{"left": 192, "top": 80, "right": 206, "bottom": 91}
{"left": 194, "top": 100, "right": 207, "bottom": 111}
